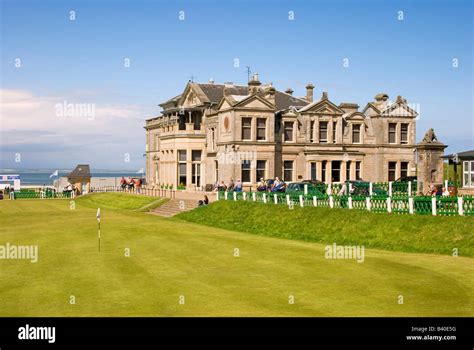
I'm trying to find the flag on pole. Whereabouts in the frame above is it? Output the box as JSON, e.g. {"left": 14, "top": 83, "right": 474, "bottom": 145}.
{"left": 96, "top": 208, "right": 101, "bottom": 252}
{"left": 49, "top": 170, "right": 58, "bottom": 178}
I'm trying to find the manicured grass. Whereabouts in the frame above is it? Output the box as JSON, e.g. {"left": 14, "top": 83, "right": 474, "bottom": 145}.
{"left": 77, "top": 192, "right": 161, "bottom": 210}
{"left": 177, "top": 201, "right": 474, "bottom": 257}
{"left": 0, "top": 194, "right": 472, "bottom": 316}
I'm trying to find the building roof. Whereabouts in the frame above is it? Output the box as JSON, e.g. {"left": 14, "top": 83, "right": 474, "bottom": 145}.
{"left": 197, "top": 83, "right": 248, "bottom": 104}
{"left": 67, "top": 164, "right": 91, "bottom": 180}
{"left": 443, "top": 150, "right": 474, "bottom": 161}
{"left": 159, "top": 82, "right": 310, "bottom": 112}
{"left": 158, "top": 94, "right": 182, "bottom": 108}
{"left": 274, "top": 90, "right": 309, "bottom": 111}
{"left": 208, "top": 84, "right": 310, "bottom": 110}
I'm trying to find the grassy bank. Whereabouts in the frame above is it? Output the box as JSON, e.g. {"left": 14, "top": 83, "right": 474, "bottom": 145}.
{"left": 177, "top": 201, "right": 474, "bottom": 257}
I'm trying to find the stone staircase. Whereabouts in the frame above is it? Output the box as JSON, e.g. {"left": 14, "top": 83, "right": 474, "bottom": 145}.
{"left": 150, "top": 198, "right": 200, "bottom": 217}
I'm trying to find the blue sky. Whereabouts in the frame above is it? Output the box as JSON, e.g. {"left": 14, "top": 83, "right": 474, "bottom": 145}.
{"left": 1, "top": 0, "right": 472, "bottom": 170}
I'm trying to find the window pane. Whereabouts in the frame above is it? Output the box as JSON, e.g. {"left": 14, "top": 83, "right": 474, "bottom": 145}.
{"left": 257, "top": 118, "right": 266, "bottom": 140}
{"left": 389, "top": 123, "right": 396, "bottom": 143}
{"left": 346, "top": 161, "right": 351, "bottom": 181}
{"left": 283, "top": 161, "right": 293, "bottom": 182}
{"left": 178, "top": 150, "right": 186, "bottom": 162}
{"left": 401, "top": 124, "right": 408, "bottom": 143}
{"left": 388, "top": 161, "right": 396, "bottom": 181}
{"left": 178, "top": 163, "right": 187, "bottom": 186}
{"left": 471, "top": 161, "right": 474, "bottom": 172}
{"left": 322, "top": 161, "right": 327, "bottom": 182}
{"left": 194, "top": 113, "right": 202, "bottom": 130}
{"left": 356, "top": 161, "right": 361, "bottom": 180}
{"left": 319, "top": 122, "right": 328, "bottom": 143}
{"left": 210, "top": 128, "right": 216, "bottom": 151}
{"left": 242, "top": 118, "right": 251, "bottom": 127}
{"left": 331, "top": 161, "right": 341, "bottom": 182}
{"left": 401, "top": 162, "right": 408, "bottom": 178}
{"left": 352, "top": 124, "right": 360, "bottom": 143}
{"left": 242, "top": 118, "right": 252, "bottom": 140}
{"left": 284, "top": 122, "right": 293, "bottom": 141}
{"left": 311, "top": 162, "right": 317, "bottom": 180}
{"left": 333, "top": 121, "right": 337, "bottom": 143}
{"left": 192, "top": 150, "right": 201, "bottom": 162}
{"left": 241, "top": 160, "right": 251, "bottom": 183}
{"left": 256, "top": 160, "right": 266, "bottom": 181}
{"left": 192, "top": 164, "right": 201, "bottom": 186}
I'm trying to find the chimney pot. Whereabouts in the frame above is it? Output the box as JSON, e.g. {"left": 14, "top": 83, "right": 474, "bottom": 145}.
{"left": 285, "top": 88, "right": 294, "bottom": 95}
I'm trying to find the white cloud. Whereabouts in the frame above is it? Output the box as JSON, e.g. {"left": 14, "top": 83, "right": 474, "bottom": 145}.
{"left": 0, "top": 89, "right": 150, "bottom": 168}
{"left": 0, "top": 89, "right": 145, "bottom": 135}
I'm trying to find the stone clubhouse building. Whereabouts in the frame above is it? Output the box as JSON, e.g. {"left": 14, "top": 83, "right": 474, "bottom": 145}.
{"left": 145, "top": 74, "right": 421, "bottom": 191}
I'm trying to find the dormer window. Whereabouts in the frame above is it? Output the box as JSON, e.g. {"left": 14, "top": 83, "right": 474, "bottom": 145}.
{"left": 401, "top": 123, "right": 408, "bottom": 144}
{"left": 352, "top": 124, "right": 361, "bottom": 143}
{"left": 284, "top": 121, "right": 294, "bottom": 142}
{"left": 319, "top": 121, "right": 328, "bottom": 143}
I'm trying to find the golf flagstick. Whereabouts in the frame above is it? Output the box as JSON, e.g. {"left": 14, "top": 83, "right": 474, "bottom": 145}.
{"left": 96, "top": 208, "right": 101, "bottom": 252}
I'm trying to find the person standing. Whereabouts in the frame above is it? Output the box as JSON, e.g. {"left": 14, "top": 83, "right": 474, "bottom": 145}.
{"left": 227, "top": 178, "right": 235, "bottom": 191}
{"left": 235, "top": 179, "right": 242, "bottom": 192}
{"left": 135, "top": 178, "right": 142, "bottom": 194}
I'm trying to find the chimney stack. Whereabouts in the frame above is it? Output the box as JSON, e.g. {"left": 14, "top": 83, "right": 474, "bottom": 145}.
{"left": 285, "top": 88, "right": 294, "bottom": 95}
{"left": 306, "top": 84, "right": 314, "bottom": 102}
{"left": 322, "top": 91, "right": 328, "bottom": 100}
{"left": 265, "top": 86, "right": 276, "bottom": 105}
{"left": 248, "top": 73, "right": 262, "bottom": 94}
